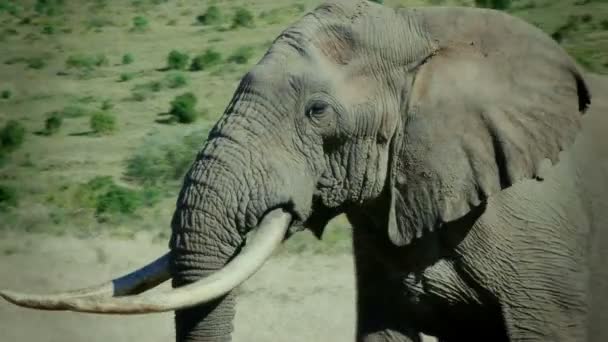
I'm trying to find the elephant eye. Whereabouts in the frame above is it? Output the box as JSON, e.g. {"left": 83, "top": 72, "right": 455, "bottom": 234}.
{"left": 305, "top": 100, "right": 329, "bottom": 118}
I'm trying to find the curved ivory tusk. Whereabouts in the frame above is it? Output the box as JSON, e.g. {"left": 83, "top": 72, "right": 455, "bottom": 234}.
{"left": 0, "top": 208, "right": 292, "bottom": 314}
{"left": 0, "top": 253, "right": 171, "bottom": 310}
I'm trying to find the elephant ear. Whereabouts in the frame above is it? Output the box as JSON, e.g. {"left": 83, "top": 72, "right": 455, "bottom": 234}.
{"left": 386, "top": 8, "right": 591, "bottom": 246}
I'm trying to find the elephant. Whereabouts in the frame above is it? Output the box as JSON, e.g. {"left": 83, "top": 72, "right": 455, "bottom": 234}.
{"left": 2, "top": 0, "right": 608, "bottom": 341}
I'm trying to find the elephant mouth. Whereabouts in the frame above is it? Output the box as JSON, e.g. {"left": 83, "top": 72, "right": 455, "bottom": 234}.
{"left": 0, "top": 208, "right": 294, "bottom": 315}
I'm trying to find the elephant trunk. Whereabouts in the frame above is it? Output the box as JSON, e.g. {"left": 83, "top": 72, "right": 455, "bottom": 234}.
{"left": 169, "top": 123, "right": 298, "bottom": 342}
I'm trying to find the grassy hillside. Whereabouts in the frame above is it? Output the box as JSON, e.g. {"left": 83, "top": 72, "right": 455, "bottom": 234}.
{"left": 0, "top": 0, "right": 606, "bottom": 253}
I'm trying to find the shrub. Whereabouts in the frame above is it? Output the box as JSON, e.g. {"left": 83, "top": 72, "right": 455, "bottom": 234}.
{"left": 190, "top": 48, "right": 222, "bottom": 71}
{"left": 169, "top": 92, "right": 198, "bottom": 123}
{"left": 0, "top": 120, "right": 26, "bottom": 152}
{"left": 95, "top": 185, "right": 140, "bottom": 216}
{"left": 368, "top": 0, "right": 383, "bottom": 3}
{"left": 228, "top": 46, "right": 254, "bottom": 64}
{"left": 66, "top": 54, "right": 108, "bottom": 70}
{"left": 125, "top": 128, "right": 210, "bottom": 186}
{"left": 42, "top": 24, "right": 55, "bottom": 34}
{"left": 1, "top": 90, "right": 11, "bottom": 99}
{"left": 167, "top": 50, "right": 189, "bottom": 70}
{"left": 165, "top": 72, "right": 188, "bottom": 88}
{"left": 132, "top": 16, "right": 149, "bottom": 32}
{"left": 44, "top": 112, "right": 63, "bottom": 135}
{"left": 0, "top": 1, "right": 20, "bottom": 16}
{"left": 580, "top": 13, "right": 592, "bottom": 23}
{"left": 474, "top": 0, "right": 511, "bottom": 10}
{"left": 35, "top": 0, "right": 64, "bottom": 16}
{"left": 197, "top": 5, "right": 222, "bottom": 26}
{"left": 602, "top": 19, "right": 608, "bottom": 30}
{"left": 122, "top": 53, "right": 134, "bottom": 65}
{"left": 232, "top": 7, "right": 254, "bottom": 29}
{"left": 0, "top": 184, "right": 17, "bottom": 210}
{"left": 90, "top": 112, "right": 116, "bottom": 135}
{"left": 59, "top": 105, "right": 89, "bottom": 118}
{"left": 119, "top": 72, "right": 134, "bottom": 82}
{"left": 101, "top": 99, "right": 113, "bottom": 110}
{"left": 27, "top": 57, "right": 46, "bottom": 69}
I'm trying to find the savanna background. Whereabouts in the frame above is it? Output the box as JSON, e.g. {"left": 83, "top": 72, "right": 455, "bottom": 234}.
{"left": 0, "top": 0, "right": 606, "bottom": 341}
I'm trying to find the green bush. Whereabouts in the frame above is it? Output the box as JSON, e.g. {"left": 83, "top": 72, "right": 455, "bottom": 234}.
{"left": 35, "top": 0, "right": 64, "bottom": 16}
{"left": 197, "top": 5, "right": 222, "bottom": 26}
{"left": 119, "top": 72, "right": 135, "bottom": 82}
{"left": 59, "top": 105, "right": 89, "bottom": 118}
{"left": 132, "top": 16, "right": 149, "bottom": 32}
{"left": 1, "top": 90, "right": 11, "bottom": 99}
{"left": 167, "top": 50, "right": 189, "bottom": 70}
{"left": 66, "top": 54, "right": 108, "bottom": 70}
{"left": 0, "top": 184, "right": 17, "bottom": 211}
{"left": 42, "top": 24, "right": 55, "bottom": 35}
{"left": 169, "top": 92, "right": 198, "bottom": 123}
{"left": 125, "top": 129, "right": 209, "bottom": 186}
{"left": 602, "top": 20, "right": 608, "bottom": 30}
{"left": 27, "top": 57, "right": 46, "bottom": 69}
{"left": 59, "top": 176, "right": 159, "bottom": 222}
{"left": 95, "top": 185, "right": 140, "bottom": 216}
{"left": 101, "top": 99, "right": 113, "bottom": 110}
{"left": 0, "top": 1, "right": 20, "bottom": 16}
{"left": 165, "top": 72, "right": 188, "bottom": 88}
{"left": 368, "top": 0, "right": 383, "bottom": 3}
{"left": 474, "top": 0, "right": 511, "bottom": 10}
{"left": 232, "top": 7, "right": 254, "bottom": 29}
{"left": 228, "top": 46, "right": 254, "bottom": 64}
{"left": 190, "top": 48, "right": 222, "bottom": 71}
{"left": 0, "top": 120, "right": 26, "bottom": 152}
{"left": 122, "top": 53, "right": 134, "bottom": 65}
{"left": 44, "top": 112, "right": 63, "bottom": 135}
{"left": 90, "top": 112, "right": 116, "bottom": 135}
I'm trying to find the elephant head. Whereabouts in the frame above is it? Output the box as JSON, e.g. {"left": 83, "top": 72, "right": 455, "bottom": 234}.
{"left": 1, "top": 1, "right": 590, "bottom": 341}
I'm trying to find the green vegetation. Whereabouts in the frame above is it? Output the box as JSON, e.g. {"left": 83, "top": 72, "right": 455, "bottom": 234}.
{"left": 46, "top": 176, "right": 161, "bottom": 224}
{"left": 35, "top": 0, "right": 64, "bottom": 16}
{"left": 228, "top": 45, "right": 254, "bottom": 64}
{"left": 101, "top": 99, "right": 114, "bottom": 111}
{"left": 122, "top": 53, "right": 134, "bottom": 65}
{"left": 44, "top": 112, "right": 63, "bottom": 135}
{"left": 90, "top": 112, "right": 117, "bottom": 135}
{"left": 27, "top": 57, "right": 46, "bottom": 69}
{"left": 0, "top": 1, "right": 20, "bottom": 16}
{"left": 232, "top": 7, "right": 255, "bottom": 29}
{"left": 0, "top": 0, "right": 604, "bottom": 249}
{"left": 119, "top": 72, "right": 135, "bottom": 82}
{"left": 131, "top": 16, "right": 149, "bottom": 32}
{"left": 42, "top": 24, "right": 55, "bottom": 35}
{"left": 368, "top": 0, "right": 383, "bottom": 4}
{"left": 474, "top": 0, "right": 511, "bottom": 10}
{"left": 164, "top": 72, "right": 188, "bottom": 88}
{"left": 169, "top": 92, "right": 198, "bottom": 123}
{"left": 197, "top": 5, "right": 222, "bottom": 26}
{"left": 0, "top": 120, "right": 25, "bottom": 153}
{"left": 166, "top": 50, "right": 189, "bottom": 70}
{"left": 125, "top": 129, "right": 209, "bottom": 187}
{"left": 190, "top": 48, "right": 222, "bottom": 71}
{"left": 0, "top": 184, "right": 17, "bottom": 211}
{"left": 66, "top": 54, "right": 109, "bottom": 70}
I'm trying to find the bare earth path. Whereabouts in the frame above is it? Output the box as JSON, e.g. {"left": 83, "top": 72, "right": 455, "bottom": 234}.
{"left": 0, "top": 233, "right": 437, "bottom": 342}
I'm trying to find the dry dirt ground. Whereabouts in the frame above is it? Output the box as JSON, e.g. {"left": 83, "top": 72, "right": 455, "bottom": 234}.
{"left": 0, "top": 233, "right": 436, "bottom": 342}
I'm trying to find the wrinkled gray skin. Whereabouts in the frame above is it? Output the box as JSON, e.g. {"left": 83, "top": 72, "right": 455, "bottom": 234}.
{"left": 170, "top": 1, "right": 608, "bottom": 341}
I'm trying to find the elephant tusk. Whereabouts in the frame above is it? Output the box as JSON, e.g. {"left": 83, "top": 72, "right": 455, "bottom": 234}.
{"left": 0, "top": 253, "right": 171, "bottom": 310}
{"left": 0, "top": 208, "right": 292, "bottom": 314}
